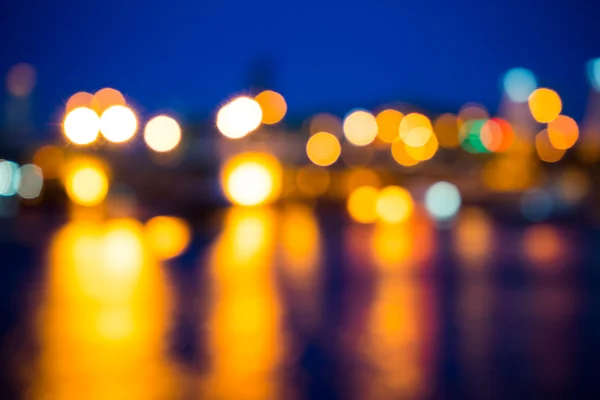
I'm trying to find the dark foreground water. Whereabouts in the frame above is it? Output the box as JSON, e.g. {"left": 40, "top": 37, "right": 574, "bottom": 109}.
{"left": 2, "top": 205, "right": 600, "bottom": 399}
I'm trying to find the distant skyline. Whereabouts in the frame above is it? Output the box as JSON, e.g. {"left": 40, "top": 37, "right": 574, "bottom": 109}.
{"left": 1, "top": 0, "right": 599, "bottom": 130}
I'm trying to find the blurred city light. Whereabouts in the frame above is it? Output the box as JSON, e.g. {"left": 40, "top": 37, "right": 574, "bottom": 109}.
{"left": 587, "top": 58, "right": 600, "bottom": 91}
{"left": 434, "top": 113, "right": 460, "bottom": 148}
{"left": 391, "top": 138, "right": 419, "bottom": 166}
{"left": 91, "top": 88, "right": 126, "bottom": 115}
{"left": 33, "top": 146, "right": 64, "bottom": 180}
{"left": 547, "top": 115, "right": 579, "bottom": 150}
{"left": 306, "top": 131, "right": 341, "bottom": 166}
{"left": 376, "top": 186, "right": 414, "bottom": 224}
{"left": 216, "top": 96, "right": 263, "bottom": 139}
{"left": 17, "top": 164, "right": 43, "bottom": 199}
{"left": 99, "top": 105, "right": 138, "bottom": 143}
{"left": 343, "top": 109, "right": 378, "bottom": 146}
{"left": 376, "top": 109, "right": 404, "bottom": 143}
{"left": 63, "top": 107, "right": 101, "bottom": 145}
{"left": 65, "top": 91, "right": 94, "bottom": 113}
{"left": 5, "top": 63, "right": 36, "bottom": 97}
{"left": 405, "top": 133, "right": 439, "bottom": 161}
{"left": 425, "top": 181, "right": 461, "bottom": 221}
{"left": 536, "top": 129, "right": 566, "bottom": 162}
{"left": 528, "top": 88, "right": 562, "bottom": 123}
{"left": 144, "top": 216, "right": 191, "bottom": 260}
{"left": 38, "top": 218, "right": 174, "bottom": 398}
{"left": 347, "top": 185, "right": 379, "bottom": 223}
{"left": 144, "top": 115, "right": 182, "bottom": 152}
{"left": 459, "top": 119, "right": 488, "bottom": 153}
{"left": 503, "top": 68, "right": 537, "bottom": 102}
{"left": 0, "top": 160, "right": 20, "bottom": 196}
{"left": 64, "top": 161, "right": 109, "bottom": 206}
{"left": 399, "top": 113, "right": 433, "bottom": 147}
{"left": 480, "top": 118, "right": 514, "bottom": 152}
{"left": 221, "top": 153, "right": 282, "bottom": 206}
{"left": 255, "top": 90, "right": 287, "bottom": 124}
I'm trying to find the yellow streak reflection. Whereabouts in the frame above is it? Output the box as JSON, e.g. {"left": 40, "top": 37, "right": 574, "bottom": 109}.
{"left": 364, "top": 279, "right": 435, "bottom": 399}
{"left": 203, "top": 207, "right": 284, "bottom": 399}
{"left": 32, "top": 218, "right": 176, "bottom": 399}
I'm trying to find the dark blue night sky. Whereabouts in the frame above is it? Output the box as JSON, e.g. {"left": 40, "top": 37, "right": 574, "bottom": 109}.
{"left": 1, "top": 0, "right": 599, "bottom": 129}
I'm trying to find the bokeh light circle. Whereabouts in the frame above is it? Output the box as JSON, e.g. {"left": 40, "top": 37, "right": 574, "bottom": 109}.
{"left": 528, "top": 88, "right": 562, "bottom": 123}
{"left": 343, "top": 110, "right": 378, "bottom": 146}
{"left": 144, "top": 115, "right": 182, "bottom": 152}
{"left": 99, "top": 105, "right": 138, "bottom": 143}
{"left": 425, "top": 181, "right": 461, "bottom": 221}
{"left": 399, "top": 113, "right": 433, "bottom": 147}
{"left": 17, "top": 164, "right": 43, "bottom": 199}
{"left": 144, "top": 216, "right": 191, "bottom": 260}
{"left": 347, "top": 186, "right": 379, "bottom": 224}
{"left": 547, "top": 115, "right": 578, "bottom": 150}
{"left": 306, "top": 132, "right": 341, "bottom": 166}
{"left": 216, "top": 96, "right": 263, "bottom": 139}
{"left": 375, "top": 186, "right": 414, "bottom": 224}
{"left": 63, "top": 107, "right": 101, "bottom": 145}
{"left": 503, "top": 68, "right": 537, "bottom": 103}
{"left": 376, "top": 109, "right": 404, "bottom": 143}
{"left": 65, "top": 165, "right": 109, "bottom": 206}
{"left": 221, "top": 153, "right": 282, "bottom": 206}
{"left": 255, "top": 90, "right": 287, "bottom": 124}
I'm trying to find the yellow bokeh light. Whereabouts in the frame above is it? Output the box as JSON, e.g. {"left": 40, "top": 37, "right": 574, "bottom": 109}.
{"left": 536, "top": 129, "right": 565, "bottom": 163}
{"left": 391, "top": 138, "right": 419, "bottom": 166}
{"left": 64, "top": 162, "right": 109, "bottom": 206}
{"left": 547, "top": 115, "right": 578, "bottom": 150}
{"left": 63, "top": 107, "right": 100, "bottom": 145}
{"left": 434, "top": 113, "right": 461, "bottom": 148}
{"left": 296, "top": 165, "right": 330, "bottom": 197}
{"left": 221, "top": 153, "right": 282, "bottom": 206}
{"left": 91, "top": 88, "right": 126, "bottom": 115}
{"left": 33, "top": 145, "right": 64, "bottom": 180}
{"left": 528, "top": 88, "right": 562, "bottom": 123}
{"left": 376, "top": 186, "right": 414, "bottom": 224}
{"left": 405, "top": 133, "right": 439, "bottom": 161}
{"left": 306, "top": 132, "right": 341, "bottom": 166}
{"left": 343, "top": 110, "right": 378, "bottom": 146}
{"left": 399, "top": 113, "right": 433, "bottom": 147}
{"left": 255, "top": 90, "right": 287, "bottom": 124}
{"left": 144, "top": 216, "right": 191, "bottom": 260}
{"left": 347, "top": 186, "right": 379, "bottom": 224}
{"left": 144, "top": 115, "right": 182, "bottom": 152}
{"left": 99, "top": 105, "right": 138, "bottom": 143}
{"left": 216, "top": 96, "right": 263, "bottom": 139}
{"left": 65, "top": 91, "right": 93, "bottom": 113}
{"left": 376, "top": 109, "right": 404, "bottom": 143}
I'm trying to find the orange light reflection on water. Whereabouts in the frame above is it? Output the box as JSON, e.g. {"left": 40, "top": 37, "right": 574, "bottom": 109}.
{"left": 33, "top": 217, "right": 176, "bottom": 399}
{"left": 202, "top": 207, "right": 285, "bottom": 399}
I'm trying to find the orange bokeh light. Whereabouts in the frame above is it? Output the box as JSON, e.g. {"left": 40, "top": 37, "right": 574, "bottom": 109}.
{"left": 547, "top": 115, "right": 579, "bottom": 150}
{"left": 255, "top": 90, "right": 287, "bottom": 125}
